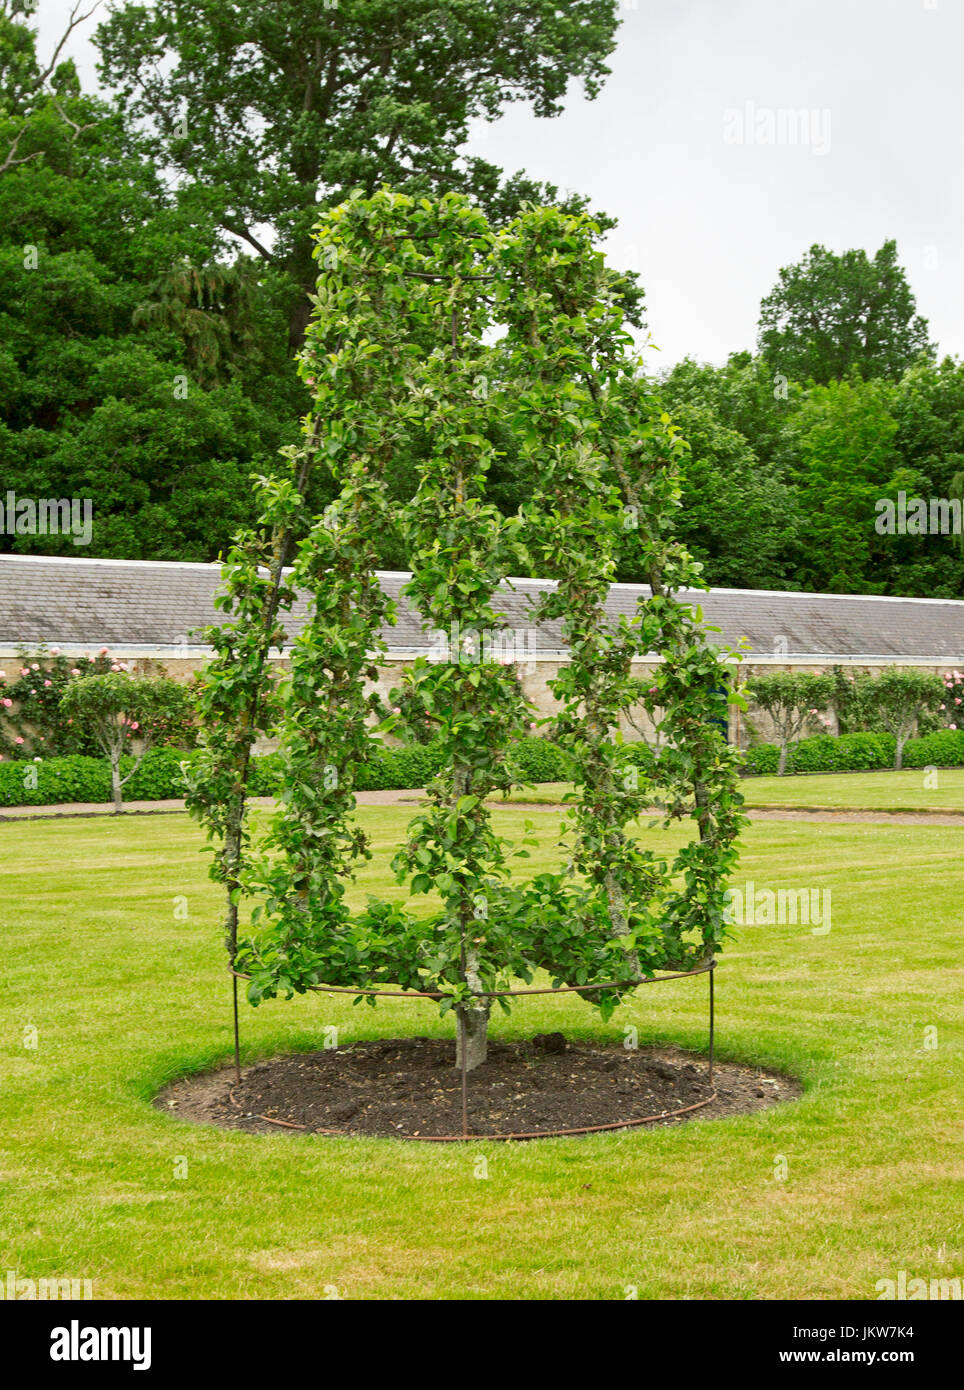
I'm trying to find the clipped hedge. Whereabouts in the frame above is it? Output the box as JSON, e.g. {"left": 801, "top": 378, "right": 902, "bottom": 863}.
{"left": 900, "top": 728, "right": 964, "bottom": 769}
{"left": 0, "top": 736, "right": 575, "bottom": 808}
{"left": 742, "top": 728, "right": 964, "bottom": 776}
{"left": 507, "top": 735, "right": 575, "bottom": 783}
{"left": 0, "top": 749, "right": 189, "bottom": 807}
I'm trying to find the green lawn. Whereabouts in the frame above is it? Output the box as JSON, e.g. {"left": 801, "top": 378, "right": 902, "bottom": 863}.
{"left": 1, "top": 795, "right": 962, "bottom": 1300}
{"left": 497, "top": 766, "right": 964, "bottom": 813}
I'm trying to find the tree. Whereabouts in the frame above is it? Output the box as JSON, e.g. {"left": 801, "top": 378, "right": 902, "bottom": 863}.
{"left": 187, "top": 190, "right": 746, "bottom": 1090}
{"left": 788, "top": 377, "right": 901, "bottom": 592}
{"left": 0, "top": 0, "right": 101, "bottom": 174}
{"left": 747, "top": 671, "right": 834, "bottom": 775}
{"left": 0, "top": 646, "right": 113, "bottom": 758}
{"left": 870, "top": 667, "right": 943, "bottom": 770}
{"left": 96, "top": 0, "right": 628, "bottom": 348}
{"left": 661, "top": 351, "right": 802, "bottom": 473}
{"left": 0, "top": 6, "right": 312, "bottom": 561}
{"left": 652, "top": 396, "right": 803, "bottom": 590}
{"left": 60, "top": 672, "right": 193, "bottom": 811}
{"left": 132, "top": 258, "right": 259, "bottom": 388}
{"left": 758, "top": 241, "right": 932, "bottom": 386}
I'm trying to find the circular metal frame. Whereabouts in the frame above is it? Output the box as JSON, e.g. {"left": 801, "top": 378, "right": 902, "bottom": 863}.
{"left": 226, "top": 962, "right": 717, "bottom": 1142}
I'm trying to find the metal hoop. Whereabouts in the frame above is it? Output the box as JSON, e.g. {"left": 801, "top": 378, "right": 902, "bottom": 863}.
{"left": 226, "top": 962, "right": 717, "bottom": 1141}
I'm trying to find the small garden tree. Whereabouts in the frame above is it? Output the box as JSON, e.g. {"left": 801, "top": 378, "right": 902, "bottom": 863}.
{"left": 0, "top": 648, "right": 114, "bottom": 759}
{"left": 747, "top": 670, "right": 834, "bottom": 775}
{"left": 188, "top": 190, "right": 747, "bottom": 1080}
{"left": 870, "top": 667, "right": 944, "bottom": 769}
{"left": 61, "top": 673, "right": 194, "bottom": 812}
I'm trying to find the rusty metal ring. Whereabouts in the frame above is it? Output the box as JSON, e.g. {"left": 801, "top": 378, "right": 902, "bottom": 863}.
{"left": 228, "top": 958, "right": 715, "bottom": 1000}
{"left": 224, "top": 963, "right": 717, "bottom": 1142}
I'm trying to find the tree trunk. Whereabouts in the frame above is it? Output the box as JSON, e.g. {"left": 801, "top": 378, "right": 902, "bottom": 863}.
{"left": 456, "top": 999, "right": 490, "bottom": 1073}
{"left": 777, "top": 741, "right": 788, "bottom": 776}
{"left": 110, "top": 756, "right": 124, "bottom": 814}
{"left": 456, "top": 936, "right": 489, "bottom": 1072}
{"left": 287, "top": 292, "right": 312, "bottom": 352}
{"left": 285, "top": 239, "right": 316, "bottom": 351}
{"left": 895, "top": 735, "right": 905, "bottom": 771}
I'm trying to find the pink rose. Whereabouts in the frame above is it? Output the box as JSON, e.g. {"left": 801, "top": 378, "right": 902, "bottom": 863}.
{"left": 14, "top": 737, "right": 24, "bottom": 745}
{"left": 99, "top": 647, "right": 109, "bottom": 656}
{"left": 70, "top": 668, "right": 81, "bottom": 676}
{"left": 1, "top": 698, "right": 11, "bottom": 708}
{"left": 50, "top": 647, "right": 59, "bottom": 656}
{"left": 44, "top": 680, "right": 51, "bottom": 687}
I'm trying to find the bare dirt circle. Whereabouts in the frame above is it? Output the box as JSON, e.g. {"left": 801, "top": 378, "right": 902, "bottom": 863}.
{"left": 155, "top": 1037, "right": 801, "bottom": 1140}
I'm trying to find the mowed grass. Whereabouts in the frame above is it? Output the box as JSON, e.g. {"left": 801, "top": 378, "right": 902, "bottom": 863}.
{"left": 498, "top": 766, "right": 964, "bottom": 813}
{"left": 1, "top": 794, "right": 962, "bottom": 1300}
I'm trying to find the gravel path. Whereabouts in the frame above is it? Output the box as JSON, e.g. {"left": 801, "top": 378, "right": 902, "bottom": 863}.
{"left": 1, "top": 790, "right": 963, "bottom": 826}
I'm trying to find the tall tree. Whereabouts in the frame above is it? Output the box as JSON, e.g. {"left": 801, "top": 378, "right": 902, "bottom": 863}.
{"left": 96, "top": 0, "right": 626, "bottom": 347}
{"left": 651, "top": 397, "right": 803, "bottom": 591}
{"left": 0, "top": 5, "right": 319, "bottom": 560}
{"left": 758, "top": 240, "right": 932, "bottom": 386}
{"left": 787, "top": 376, "right": 901, "bottom": 592}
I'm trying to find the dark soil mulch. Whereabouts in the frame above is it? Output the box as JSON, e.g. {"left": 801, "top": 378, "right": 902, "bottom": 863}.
{"left": 156, "top": 1037, "right": 801, "bottom": 1140}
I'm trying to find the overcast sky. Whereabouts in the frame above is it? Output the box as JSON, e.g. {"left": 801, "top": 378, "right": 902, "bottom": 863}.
{"left": 38, "top": 0, "right": 964, "bottom": 372}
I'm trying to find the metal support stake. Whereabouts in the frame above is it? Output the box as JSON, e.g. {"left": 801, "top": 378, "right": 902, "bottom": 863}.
{"left": 233, "top": 973, "right": 241, "bottom": 1085}
{"left": 708, "top": 965, "right": 715, "bottom": 1087}
{"left": 459, "top": 1014, "right": 469, "bottom": 1138}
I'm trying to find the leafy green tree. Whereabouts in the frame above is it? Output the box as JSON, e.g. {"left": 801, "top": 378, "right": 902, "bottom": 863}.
{"left": 132, "top": 258, "right": 259, "bottom": 387}
{"left": 0, "top": 646, "right": 112, "bottom": 758}
{"left": 60, "top": 672, "right": 194, "bottom": 811}
{"left": 96, "top": 0, "right": 630, "bottom": 347}
{"left": 885, "top": 357, "right": 964, "bottom": 595}
{"left": 0, "top": 9, "right": 308, "bottom": 560}
{"left": 759, "top": 240, "right": 932, "bottom": 386}
{"left": 190, "top": 190, "right": 745, "bottom": 1090}
{"left": 661, "top": 351, "right": 802, "bottom": 472}
{"left": 788, "top": 377, "right": 901, "bottom": 592}
{"left": 652, "top": 397, "right": 803, "bottom": 590}
{"left": 746, "top": 670, "right": 834, "bottom": 775}
{"left": 869, "top": 667, "right": 943, "bottom": 769}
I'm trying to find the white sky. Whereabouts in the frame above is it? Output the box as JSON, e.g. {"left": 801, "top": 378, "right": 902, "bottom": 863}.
{"left": 37, "top": 0, "right": 964, "bottom": 371}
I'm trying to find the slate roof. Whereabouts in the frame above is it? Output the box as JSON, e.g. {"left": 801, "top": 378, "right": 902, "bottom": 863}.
{"left": 0, "top": 555, "right": 963, "bottom": 661}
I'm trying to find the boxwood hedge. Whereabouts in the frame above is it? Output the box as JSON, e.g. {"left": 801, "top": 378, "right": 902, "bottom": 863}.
{"left": 4, "top": 730, "right": 963, "bottom": 808}
{"left": 0, "top": 736, "right": 576, "bottom": 808}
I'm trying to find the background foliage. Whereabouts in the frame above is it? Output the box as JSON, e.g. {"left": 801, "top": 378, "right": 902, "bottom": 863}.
{"left": 1, "top": 6, "right": 962, "bottom": 596}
